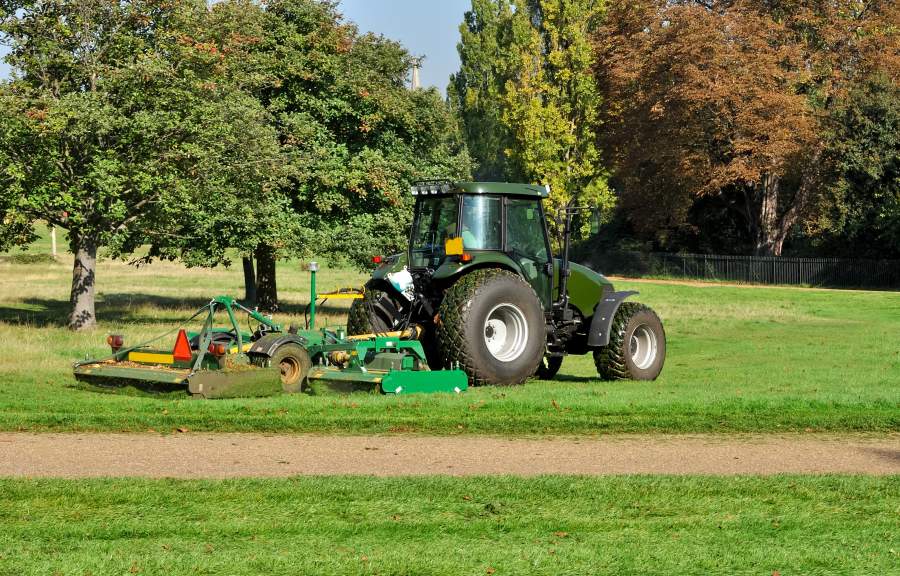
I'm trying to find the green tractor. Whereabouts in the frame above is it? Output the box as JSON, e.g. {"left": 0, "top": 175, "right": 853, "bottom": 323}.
{"left": 348, "top": 180, "right": 666, "bottom": 386}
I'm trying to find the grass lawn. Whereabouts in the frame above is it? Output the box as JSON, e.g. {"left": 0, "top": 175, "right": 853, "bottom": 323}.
{"left": 1, "top": 475, "right": 897, "bottom": 575}
{"left": 0, "top": 255, "right": 897, "bottom": 434}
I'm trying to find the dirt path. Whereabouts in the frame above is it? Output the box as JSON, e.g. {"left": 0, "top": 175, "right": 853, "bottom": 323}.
{"left": 1, "top": 433, "right": 897, "bottom": 478}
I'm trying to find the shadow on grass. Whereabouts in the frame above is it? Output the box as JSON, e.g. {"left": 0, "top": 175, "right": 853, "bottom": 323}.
{"left": 550, "top": 373, "right": 599, "bottom": 383}
{"left": 70, "top": 379, "right": 191, "bottom": 400}
{"left": 0, "top": 294, "right": 349, "bottom": 327}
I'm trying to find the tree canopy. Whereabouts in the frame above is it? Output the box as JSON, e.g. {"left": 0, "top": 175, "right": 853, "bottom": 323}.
{"left": 593, "top": 0, "right": 899, "bottom": 256}
{"left": 0, "top": 0, "right": 281, "bottom": 328}
{"left": 452, "top": 0, "right": 612, "bottom": 233}
{"left": 0, "top": 0, "right": 471, "bottom": 324}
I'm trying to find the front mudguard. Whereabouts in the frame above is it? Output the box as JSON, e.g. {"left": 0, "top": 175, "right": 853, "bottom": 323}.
{"left": 586, "top": 291, "right": 639, "bottom": 347}
{"left": 247, "top": 333, "right": 309, "bottom": 358}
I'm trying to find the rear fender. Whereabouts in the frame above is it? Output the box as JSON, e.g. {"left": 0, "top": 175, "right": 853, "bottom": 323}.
{"left": 587, "top": 291, "right": 639, "bottom": 347}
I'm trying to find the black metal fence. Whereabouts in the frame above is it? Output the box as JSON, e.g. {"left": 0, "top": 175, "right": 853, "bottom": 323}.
{"left": 583, "top": 251, "right": 900, "bottom": 289}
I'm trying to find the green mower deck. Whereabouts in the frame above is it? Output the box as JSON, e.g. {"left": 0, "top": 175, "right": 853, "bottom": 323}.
{"left": 73, "top": 279, "right": 467, "bottom": 399}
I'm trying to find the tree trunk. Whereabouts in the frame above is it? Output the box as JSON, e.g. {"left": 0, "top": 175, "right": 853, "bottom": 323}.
{"left": 68, "top": 234, "right": 97, "bottom": 331}
{"left": 754, "top": 174, "right": 786, "bottom": 257}
{"left": 242, "top": 256, "right": 257, "bottom": 305}
{"left": 254, "top": 244, "right": 278, "bottom": 311}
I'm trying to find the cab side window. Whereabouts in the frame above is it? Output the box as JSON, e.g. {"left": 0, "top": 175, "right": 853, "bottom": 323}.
{"left": 460, "top": 195, "right": 501, "bottom": 250}
{"left": 507, "top": 199, "right": 549, "bottom": 262}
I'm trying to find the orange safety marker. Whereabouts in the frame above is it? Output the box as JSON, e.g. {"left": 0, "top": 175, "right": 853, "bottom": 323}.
{"left": 172, "top": 329, "right": 193, "bottom": 362}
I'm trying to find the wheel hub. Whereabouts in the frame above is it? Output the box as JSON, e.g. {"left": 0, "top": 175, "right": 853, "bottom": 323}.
{"left": 279, "top": 357, "right": 300, "bottom": 384}
{"left": 629, "top": 324, "right": 658, "bottom": 370}
{"left": 483, "top": 303, "right": 529, "bottom": 362}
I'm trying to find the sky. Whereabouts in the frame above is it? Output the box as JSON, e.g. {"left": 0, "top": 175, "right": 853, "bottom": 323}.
{"left": 0, "top": 1, "right": 472, "bottom": 92}
{"left": 339, "top": 0, "right": 470, "bottom": 91}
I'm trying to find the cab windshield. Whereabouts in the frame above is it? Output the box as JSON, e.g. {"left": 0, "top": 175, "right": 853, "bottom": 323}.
{"left": 410, "top": 196, "right": 458, "bottom": 268}
{"left": 409, "top": 194, "right": 503, "bottom": 268}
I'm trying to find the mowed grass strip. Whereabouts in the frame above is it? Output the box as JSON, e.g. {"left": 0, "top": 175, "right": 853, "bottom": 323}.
{"left": 0, "top": 475, "right": 897, "bottom": 575}
{"left": 0, "top": 257, "right": 898, "bottom": 434}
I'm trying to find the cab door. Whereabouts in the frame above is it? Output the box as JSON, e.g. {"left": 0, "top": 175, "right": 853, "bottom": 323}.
{"left": 505, "top": 197, "right": 553, "bottom": 309}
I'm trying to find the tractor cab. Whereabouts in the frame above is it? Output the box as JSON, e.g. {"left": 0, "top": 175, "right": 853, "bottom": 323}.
{"left": 408, "top": 181, "right": 554, "bottom": 307}
{"left": 354, "top": 180, "right": 666, "bottom": 387}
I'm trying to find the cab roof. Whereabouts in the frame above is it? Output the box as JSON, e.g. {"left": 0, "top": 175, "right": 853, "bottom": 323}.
{"left": 410, "top": 180, "right": 549, "bottom": 198}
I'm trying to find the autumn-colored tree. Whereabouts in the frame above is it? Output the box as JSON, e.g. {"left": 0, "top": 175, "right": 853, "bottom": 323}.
{"left": 596, "top": 0, "right": 817, "bottom": 255}
{"left": 596, "top": 0, "right": 897, "bottom": 255}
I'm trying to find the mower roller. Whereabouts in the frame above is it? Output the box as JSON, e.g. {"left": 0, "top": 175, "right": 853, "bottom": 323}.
{"left": 72, "top": 264, "right": 467, "bottom": 398}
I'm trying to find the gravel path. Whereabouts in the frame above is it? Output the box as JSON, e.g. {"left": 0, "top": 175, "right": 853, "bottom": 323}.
{"left": 1, "top": 433, "right": 897, "bottom": 478}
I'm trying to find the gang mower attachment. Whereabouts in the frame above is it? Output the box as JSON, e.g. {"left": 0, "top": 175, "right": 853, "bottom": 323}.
{"left": 73, "top": 265, "right": 467, "bottom": 398}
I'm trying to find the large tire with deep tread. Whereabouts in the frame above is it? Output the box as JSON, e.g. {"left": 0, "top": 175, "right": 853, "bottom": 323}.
{"left": 594, "top": 302, "right": 666, "bottom": 380}
{"left": 346, "top": 288, "right": 401, "bottom": 335}
{"left": 437, "top": 269, "right": 545, "bottom": 386}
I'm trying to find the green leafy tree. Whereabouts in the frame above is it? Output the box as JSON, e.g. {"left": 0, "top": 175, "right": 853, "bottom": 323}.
{"left": 503, "top": 0, "right": 612, "bottom": 223}
{"left": 240, "top": 0, "right": 471, "bottom": 309}
{"left": 449, "top": 0, "right": 517, "bottom": 180}
{"left": 138, "top": 0, "right": 292, "bottom": 307}
{"left": 813, "top": 75, "right": 900, "bottom": 257}
{"left": 0, "top": 0, "right": 281, "bottom": 328}
{"left": 452, "top": 0, "right": 612, "bottom": 234}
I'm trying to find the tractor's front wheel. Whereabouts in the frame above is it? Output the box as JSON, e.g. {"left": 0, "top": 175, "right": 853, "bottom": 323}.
{"left": 437, "top": 269, "right": 544, "bottom": 386}
{"left": 536, "top": 356, "right": 563, "bottom": 379}
{"left": 594, "top": 302, "right": 666, "bottom": 380}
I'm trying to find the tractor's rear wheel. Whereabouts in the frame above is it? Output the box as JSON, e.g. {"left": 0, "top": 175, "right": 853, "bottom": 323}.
{"left": 268, "top": 344, "right": 311, "bottom": 393}
{"left": 536, "top": 356, "right": 563, "bottom": 379}
{"left": 594, "top": 302, "right": 666, "bottom": 380}
{"left": 437, "top": 269, "right": 544, "bottom": 386}
{"left": 347, "top": 288, "right": 403, "bottom": 335}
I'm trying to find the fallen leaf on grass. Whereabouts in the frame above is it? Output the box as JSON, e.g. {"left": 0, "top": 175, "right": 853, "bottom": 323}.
{"left": 554, "top": 531, "right": 569, "bottom": 538}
